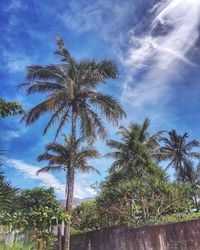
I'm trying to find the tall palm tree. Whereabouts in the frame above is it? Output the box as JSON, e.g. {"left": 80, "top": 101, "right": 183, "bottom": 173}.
{"left": 106, "top": 119, "right": 160, "bottom": 173}
{"left": 155, "top": 130, "right": 200, "bottom": 179}
{"left": 21, "top": 37, "right": 126, "bottom": 249}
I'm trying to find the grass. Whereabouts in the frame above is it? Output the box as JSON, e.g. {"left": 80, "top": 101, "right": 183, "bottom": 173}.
{"left": 0, "top": 243, "right": 35, "bottom": 250}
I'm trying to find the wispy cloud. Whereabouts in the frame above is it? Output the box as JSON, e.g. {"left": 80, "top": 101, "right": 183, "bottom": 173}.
{"left": 2, "top": 50, "right": 31, "bottom": 74}
{"left": 59, "top": 0, "right": 135, "bottom": 55}
{"left": 3, "top": 131, "right": 21, "bottom": 140}
{"left": 60, "top": 0, "right": 132, "bottom": 34}
{"left": 6, "top": 159, "right": 96, "bottom": 199}
{"left": 74, "top": 174, "right": 97, "bottom": 198}
{"left": 7, "top": 159, "right": 66, "bottom": 198}
{"left": 122, "top": 0, "right": 200, "bottom": 108}
{"left": 5, "top": 0, "right": 25, "bottom": 12}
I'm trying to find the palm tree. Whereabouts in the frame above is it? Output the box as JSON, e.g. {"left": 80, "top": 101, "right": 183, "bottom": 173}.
{"left": 181, "top": 161, "right": 200, "bottom": 211}
{"left": 37, "top": 136, "right": 100, "bottom": 176}
{"left": 106, "top": 119, "right": 160, "bottom": 173}
{"left": 37, "top": 136, "right": 100, "bottom": 249}
{"left": 21, "top": 37, "right": 126, "bottom": 249}
{"left": 155, "top": 130, "right": 200, "bottom": 179}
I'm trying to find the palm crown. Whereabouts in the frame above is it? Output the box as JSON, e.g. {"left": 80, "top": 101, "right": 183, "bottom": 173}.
{"left": 37, "top": 136, "right": 100, "bottom": 176}
{"left": 106, "top": 119, "right": 160, "bottom": 173}
{"left": 155, "top": 130, "right": 200, "bottom": 176}
{"left": 21, "top": 37, "right": 126, "bottom": 142}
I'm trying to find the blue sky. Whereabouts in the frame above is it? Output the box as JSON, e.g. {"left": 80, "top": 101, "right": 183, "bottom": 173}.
{"left": 1, "top": 0, "right": 200, "bottom": 199}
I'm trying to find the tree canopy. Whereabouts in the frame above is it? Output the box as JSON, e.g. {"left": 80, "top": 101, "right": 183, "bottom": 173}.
{"left": 0, "top": 99, "right": 25, "bottom": 118}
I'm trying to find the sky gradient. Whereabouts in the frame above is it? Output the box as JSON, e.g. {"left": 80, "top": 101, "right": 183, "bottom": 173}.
{"left": 1, "top": 0, "right": 200, "bottom": 199}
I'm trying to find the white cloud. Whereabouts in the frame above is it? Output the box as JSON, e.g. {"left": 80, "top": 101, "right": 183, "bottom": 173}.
{"left": 7, "top": 159, "right": 66, "bottom": 198}
{"left": 59, "top": 0, "right": 134, "bottom": 55}
{"left": 74, "top": 175, "right": 97, "bottom": 198}
{"left": 2, "top": 50, "right": 31, "bottom": 74}
{"left": 122, "top": 0, "right": 200, "bottom": 108}
{"left": 4, "top": 131, "right": 21, "bottom": 140}
{"left": 5, "top": 0, "right": 26, "bottom": 11}
{"left": 6, "top": 159, "right": 96, "bottom": 199}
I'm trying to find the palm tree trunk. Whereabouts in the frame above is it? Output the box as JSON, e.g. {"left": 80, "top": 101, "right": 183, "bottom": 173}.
{"left": 64, "top": 109, "right": 76, "bottom": 250}
{"left": 38, "top": 241, "right": 43, "bottom": 250}
{"left": 57, "top": 224, "right": 62, "bottom": 250}
{"left": 194, "top": 195, "right": 199, "bottom": 212}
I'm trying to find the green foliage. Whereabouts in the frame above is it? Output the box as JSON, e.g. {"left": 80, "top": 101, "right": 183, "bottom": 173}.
{"left": 0, "top": 188, "right": 68, "bottom": 247}
{"left": 71, "top": 120, "right": 200, "bottom": 233}
{"left": 106, "top": 119, "right": 159, "bottom": 173}
{"left": 72, "top": 200, "right": 101, "bottom": 232}
{"left": 147, "top": 212, "right": 200, "bottom": 226}
{"left": 155, "top": 130, "right": 200, "bottom": 181}
{"left": 0, "top": 181, "right": 17, "bottom": 213}
{"left": 0, "top": 243, "right": 35, "bottom": 250}
{"left": 0, "top": 99, "right": 25, "bottom": 118}
{"left": 95, "top": 165, "right": 193, "bottom": 227}
{"left": 0, "top": 165, "right": 17, "bottom": 212}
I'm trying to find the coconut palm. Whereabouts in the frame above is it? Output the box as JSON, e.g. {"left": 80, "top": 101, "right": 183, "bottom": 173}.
{"left": 183, "top": 161, "right": 200, "bottom": 185}
{"left": 37, "top": 136, "right": 100, "bottom": 176}
{"left": 37, "top": 136, "right": 100, "bottom": 248}
{"left": 106, "top": 119, "right": 160, "bottom": 173}
{"left": 21, "top": 37, "right": 126, "bottom": 249}
{"left": 155, "top": 130, "right": 200, "bottom": 178}
{"left": 181, "top": 161, "right": 200, "bottom": 211}
{"left": 37, "top": 135, "right": 101, "bottom": 246}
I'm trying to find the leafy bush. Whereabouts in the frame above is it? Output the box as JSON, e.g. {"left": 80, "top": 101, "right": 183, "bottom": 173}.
{"left": 146, "top": 212, "right": 200, "bottom": 226}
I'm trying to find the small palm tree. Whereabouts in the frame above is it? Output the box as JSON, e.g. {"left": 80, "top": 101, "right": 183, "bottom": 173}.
{"left": 182, "top": 161, "right": 200, "bottom": 211}
{"left": 37, "top": 136, "right": 100, "bottom": 176}
{"left": 37, "top": 135, "right": 100, "bottom": 247}
{"left": 155, "top": 130, "right": 200, "bottom": 178}
{"left": 106, "top": 119, "right": 160, "bottom": 173}
{"left": 21, "top": 37, "right": 126, "bottom": 249}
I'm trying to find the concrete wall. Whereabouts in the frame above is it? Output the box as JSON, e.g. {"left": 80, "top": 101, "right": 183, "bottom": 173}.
{"left": 70, "top": 219, "right": 200, "bottom": 250}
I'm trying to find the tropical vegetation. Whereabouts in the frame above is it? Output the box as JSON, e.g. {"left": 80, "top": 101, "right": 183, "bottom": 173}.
{"left": 71, "top": 120, "right": 200, "bottom": 232}
{"left": 1, "top": 37, "right": 200, "bottom": 250}
{"left": 0, "top": 188, "right": 67, "bottom": 250}
{"left": 20, "top": 37, "right": 125, "bottom": 249}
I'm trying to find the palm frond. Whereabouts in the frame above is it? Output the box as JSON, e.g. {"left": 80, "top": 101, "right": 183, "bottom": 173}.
{"left": 36, "top": 165, "right": 64, "bottom": 175}
{"left": 79, "top": 106, "right": 107, "bottom": 142}
{"left": 26, "top": 65, "right": 65, "bottom": 82}
{"left": 76, "top": 59, "right": 119, "bottom": 88}
{"left": 53, "top": 110, "right": 70, "bottom": 142}
{"left": 89, "top": 93, "right": 126, "bottom": 125}
{"left": 76, "top": 149, "right": 101, "bottom": 162}
{"left": 26, "top": 82, "right": 64, "bottom": 95}
{"left": 21, "top": 97, "right": 56, "bottom": 125}
{"left": 0, "top": 180, "right": 17, "bottom": 211}
{"left": 43, "top": 106, "right": 64, "bottom": 135}
{"left": 77, "top": 165, "right": 100, "bottom": 174}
